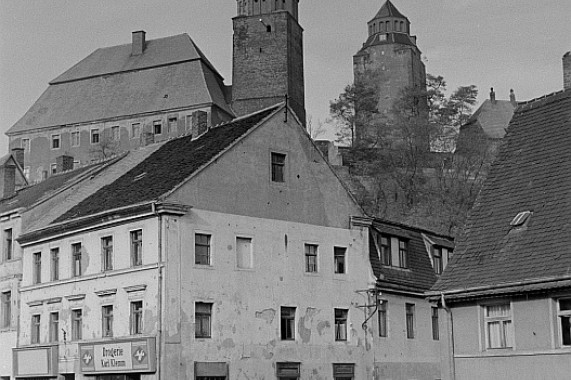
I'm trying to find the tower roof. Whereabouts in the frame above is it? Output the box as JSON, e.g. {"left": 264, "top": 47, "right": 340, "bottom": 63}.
{"left": 371, "top": 0, "right": 408, "bottom": 21}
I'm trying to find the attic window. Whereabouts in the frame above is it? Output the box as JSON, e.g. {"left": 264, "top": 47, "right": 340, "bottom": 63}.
{"left": 133, "top": 172, "right": 147, "bottom": 182}
{"left": 510, "top": 211, "right": 531, "bottom": 227}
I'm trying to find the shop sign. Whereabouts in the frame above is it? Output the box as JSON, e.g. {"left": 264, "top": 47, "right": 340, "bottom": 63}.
{"left": 13, "top": 345, "right": 58, "bottom": 378}
{"left": 80, "top": 337, "right": 155, "bottom": 374}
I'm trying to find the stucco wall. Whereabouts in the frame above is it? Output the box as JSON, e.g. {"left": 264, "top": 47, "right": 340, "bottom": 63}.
{"left": 163, "top": 208, "right": 374, "bottom": 379}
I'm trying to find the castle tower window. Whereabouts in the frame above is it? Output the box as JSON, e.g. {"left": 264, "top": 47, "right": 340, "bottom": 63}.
{"left": 266, "top": 25, "right": 272, "bottom": 32}
{"left": 394, "top": 20, "right": 398, "bottom": 31}
{"left": 380, "top": 21, "right": 384, "bottom": 32}
{"left": 400, "top": 21, "right": 404, "bottom": 32}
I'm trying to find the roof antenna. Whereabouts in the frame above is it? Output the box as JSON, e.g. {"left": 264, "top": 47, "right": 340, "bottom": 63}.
{"left": 284, "top": 94, "right": 288, "bottom": 123}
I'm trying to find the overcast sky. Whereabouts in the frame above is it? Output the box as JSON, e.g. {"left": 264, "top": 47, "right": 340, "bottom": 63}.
{"left": 1, "top": 0, "right": 570, "bottom": 151}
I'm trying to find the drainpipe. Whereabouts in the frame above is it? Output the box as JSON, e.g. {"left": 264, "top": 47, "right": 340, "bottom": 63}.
{"left": 441, "top": 293, "right": 456, "bottom": 380}
{"left": 153, "top": 202, "right": 164, "bottom": 380}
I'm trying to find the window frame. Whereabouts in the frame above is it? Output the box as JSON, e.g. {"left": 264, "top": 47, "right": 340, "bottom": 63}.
{"left": 557, "top": 298, "right": 571, "bottom": 347}
{"left": 280, "top": 306, "right": 296, "bottom": 341}
{"left": 236, "top": 236, "right": 253, "bottom": 269}
{"left": 50, "top": 247, "right": 59, "bottom": 281}
{"left": 167, "top": 117, "right": 178, "bottom": 134}
{"left": 398, "top": 239, "right": 408, "bottom": 269}
{"left": 276, "top": 362, "right": 300, "bottom": 380}
{"left": 333, "top": 363, "right": 355, "bottom": 380}
{"left": 433, "top": 247, "right": 443, "bottom": 274}
{"left": 334, "top": 246, "right": 346, "bottom": 274}
{"left": 102, "top": 305, "right": 113, "bottom": 337}
{"left": 379, "top": 235, "right": 391, "bottom": 266}
{"left": 4, "top": 228, "right": 13, "bottom": 262}
{"left": 130, "top": 301, "right": 143, "bottom": 335}
{"left": 405, "top": 303, "right": 415, "bottom": 339}
{"left": 304, "top": 243, "right": 318, "bottom": 273}
{"left": 130, "top": 229, "right": 143, "bottom": 267}
{"left": 90, "top": 129, "right": 100, "bottom": 145}
{"left": 72, "top": 243, "right": 82, "bottom": 277}
{"left": 131, "top": 123, "right": 141, "bottom": 139}
{"left": 1, "top": 291, "right": 11, "bottom": 328}
{"left": 153, "top": 120, "right": 162, "bottom": 135}
{"left": 334, "top": 308, "right": 348, "bottom": 341}
{"left": 195, "top": 233, "right": 212, "bottom": 266}
{"left": 270, "top": 152, "right": 286, "bottom": 183}
{"left": 101, "top": 236, "right": 113, "bottom": 272}
{"left": 483, "top": 302, "right": 513, "bottom": 349}
{"left": 71, "top": 131, "right": 80, "bottom": 147}
{"left": 71, "top": 309, "right": 82, "bottom": 341}
{"left": 111, "top": 126, "right": 120, "bottom": 141}
{"left": 33, "top": 252, "right": 41, "bottom": 284}
{"left": 51, "top": 134, "right": 61, "bottom": 150}
{"left": 31, "top": 314, "right": 41, "bottom": 344}
{"left": 432, "top": 306, "right": 440, "bottom": 340}
{"left": 49, "top": 312, "right": 59, "bottom": 343}
{"left": 195, "top": 302, "right": 212, "bottom": 339}
{"left": 378, "top": 300, "right": 388, "bottom": 337}
{"left": 50, "top": 163, "right": 57, "bottom": 175}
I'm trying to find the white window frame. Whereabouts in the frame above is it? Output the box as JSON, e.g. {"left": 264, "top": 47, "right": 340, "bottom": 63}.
{"left": 91, "top": 129, "right": 100, "bottom": 145}
{"left": 483, "top": 302, "right": 514, "bottom": 349}
{"left": 557, "top": 297, "right": 571, "bottom": 347}
{"left": 51, "top": 134, "right": 61, "bottom": 150}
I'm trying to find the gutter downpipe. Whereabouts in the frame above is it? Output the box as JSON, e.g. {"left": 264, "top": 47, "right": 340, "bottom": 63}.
{"left": 153, "top": 202, "right": 164, "bottom": 380}
{"left": 441, "top": 292, "right": 456, "bottom": 380}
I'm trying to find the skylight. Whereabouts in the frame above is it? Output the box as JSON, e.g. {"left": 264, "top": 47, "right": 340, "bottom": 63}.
{"left": 510, "top": 211, "right": 532, "bottom": 227}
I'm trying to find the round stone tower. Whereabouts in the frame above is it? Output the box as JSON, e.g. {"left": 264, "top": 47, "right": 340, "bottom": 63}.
{"left": 232, "top": 0, "right": 306, "bottom": 124}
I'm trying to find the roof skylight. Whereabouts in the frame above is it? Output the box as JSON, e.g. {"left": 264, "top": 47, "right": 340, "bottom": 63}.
{"left": 510, "top": 211, "right": 532, "bottom": 227}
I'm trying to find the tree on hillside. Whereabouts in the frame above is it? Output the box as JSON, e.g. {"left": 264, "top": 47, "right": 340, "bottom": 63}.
{"left": 329, "top": 71, "right": 486, "bottom": 235}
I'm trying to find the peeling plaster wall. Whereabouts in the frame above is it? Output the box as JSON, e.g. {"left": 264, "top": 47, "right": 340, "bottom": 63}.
{"left": 164, "top": 209, "right": 374, "bottom": 379}
{"left": 18, "top": 218, "right": 160, "bottom": 379}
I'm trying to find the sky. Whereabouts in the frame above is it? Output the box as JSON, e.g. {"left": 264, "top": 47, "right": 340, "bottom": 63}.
{"left": 1, "top": 0, "right": 570, "bottom": 151}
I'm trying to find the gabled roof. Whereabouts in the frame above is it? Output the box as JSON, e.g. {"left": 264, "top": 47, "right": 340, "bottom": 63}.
{"left": 372, "top": 0, "right": 408, "bottom": 21}
{"left": 7, "top": 34, "right": 232, "bottom": 135}
{"left": 462, "top": 99, "right": 517, "bottom": 139}
{"left": 53, "top": 105, "right": 282, "bottom": 223}
{"left": 370, "top": 219, "right": 454, "bottom": 293}
{"left": 433, "top": 90, "right": 571, "bottom": 296}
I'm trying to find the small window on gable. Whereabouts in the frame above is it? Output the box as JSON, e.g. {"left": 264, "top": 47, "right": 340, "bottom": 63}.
{"left": 271, "top": 152, "right": 286, "bottom": 183}
{"left": 510, "top": 211, "right": 532, "bottom": 227}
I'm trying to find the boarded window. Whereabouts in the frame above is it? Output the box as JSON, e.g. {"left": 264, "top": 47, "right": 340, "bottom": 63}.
{"left": 236, "top": 237, "right": 252, "bottom": 269}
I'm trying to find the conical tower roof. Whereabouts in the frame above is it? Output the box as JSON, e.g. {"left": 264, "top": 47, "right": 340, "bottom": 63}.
{"left": 372, "top": 0, "right": 408, "bottom": 21}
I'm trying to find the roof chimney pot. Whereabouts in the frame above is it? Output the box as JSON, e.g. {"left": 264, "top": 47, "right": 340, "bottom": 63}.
{"left": 132, "top": 31, "right": 146, "bottom": 56}
{"left": 509, "top": 89, "right": 517, "bottom": 106}
{"left": 564, "top": 51, "right": 571, "bottom": 90}
{"left": 490, "top": 87, "right": 496, "bottom": 104}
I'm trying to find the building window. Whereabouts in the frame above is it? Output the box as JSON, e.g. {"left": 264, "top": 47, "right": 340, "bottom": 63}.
{"left": 406, "top": 303, "right": 415, "bottom": 339}
{"left": 131, "top": 123, "right": 141, "bottom": 139}
{"left": 398, "top": 240, "right": 408, "bottom": 268}
{"left": 236, "top": 237, "right": 253, "bottom": 269}
{"left": 335, "top": 308, "right": 348, "bottom": 341}
{"left": 4, "top": 228, "right": 13, "bottom": 261}
{"left": 31, "top": 314, "right": 41, "bottom": 344}
{"left": 271, "top": 152, "right": 286, "bottom": 182}
{"left": 50, "top": 163, "right": 57, "bottom": 175}
{"left": 280, "top": 306, "right": 296, "bottom": 340}
{"left": 378, "top": 300, "right": 387, "bottom": 337}
{"left": 334, "top": 247, "right": 346, "bottom": 274}
{"left": 1, "top": 291, "right": 11, "bottom": 328}
{"left": 50, "top": 248, "right": 59, "bottom": 281}
{"left": 71, "top": 131, "right": 80, "bottom": 147}
{"left": 484, "top": 304, "right": 513, "bottom": 349}
{"left": 333, "top": 363, "right": 355, "bottom": 380}
{"left": 102, "top": 305, "right": 113, "bottom": 337}
{"left": 22, "top": 138, "right": 30, "bottom": 152}
{"left": 195, "top": 233, "right": 211, "bottom": 266}
{"left": 380, "top": 235, "right": 391, "bottom": 266}
{"left": 168, "top": 117, "right": 177, "bottom": 133}
{"left": 153, "top": 121, "right": 162, "bottom": 135}
{"left": 33, "top": 252, "right": 41, "bottom": 284}
{"left": 276, "top": 362, "right": 300, "bottom": 380}
{"left": 91, "top": 129, "right": 100, "bottom": 144}
{"left": 195, "top": 302, "right": 212, "bottom": 338}
{"left": 72, "top": 309, "right": 82, "bottom": 340}
{"left": 101, "top": 236, "right": 113, "bottom": 271}
{"left": 432, "top": 306, "right": 439, "bottom": 340}
{"left": 51, "top": 134, "right": 60, "bottom": 149}
{"left": 130, "top": 230, "right": 143, "bottom": 267}
{"left": 72, "top": 243, "right": 82, "bottom": 277}
{"left": 433, "top": 247, "right": 443, "bottom": 274}
{"left": 111, "top": 126, "right": 120, "bottom": 141}
{"left": 304, "top": 244, "right": 318, "bottom": 273}
{"left": 49, "top": 312, "right": 59, "bottom": 342}
{"left": 559, "top": 298, "right": 571, "bottom": 346}
{"left": 130, "top": 301, "right": 143, "bottom": 335}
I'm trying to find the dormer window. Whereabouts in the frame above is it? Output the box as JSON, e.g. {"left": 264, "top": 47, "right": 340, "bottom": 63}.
{"left": 510, "top": 211, "right": 532, "bottom": 227}
{"left": 432, "top": 246, "right": 453, "bottom": 275}
{"left": 375, "top": 233, "right": 408, "bottom": 269}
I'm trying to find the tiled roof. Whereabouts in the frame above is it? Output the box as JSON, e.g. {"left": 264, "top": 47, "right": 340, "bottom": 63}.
{"left": 8, "top": 34, "right": 232, "bottom": 134}
{"left": 463, "top": 99, "right": 517, "bottom": 139}
{"left": 433, "top": 90, "right": 571, "bottom": 293}
{"left": 372, "top": 0, "right": 408, "bottom": 20}
{"left": 355, "top": 33, "right": 418, "bottom": 55}
{"left": 54, "top": 105, "right": 281, "bottom": 223}
{"left": 370, "top": 219, "right": 453, "bottom": 293}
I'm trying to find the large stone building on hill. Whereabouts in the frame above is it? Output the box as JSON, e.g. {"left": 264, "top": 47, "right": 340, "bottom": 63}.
{"left": 6, "top": 0, "right": 306, "bottom": 184}
{"left": 353, "top": 0, "right": 427, "bottom": 145}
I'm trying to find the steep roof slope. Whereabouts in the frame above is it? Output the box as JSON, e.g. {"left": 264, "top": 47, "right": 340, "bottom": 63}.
{"left": 54, "top": 106, "right": 280, "bottom": 223}
{"left": 372, "top": 0, "right": 408, "bottom": 20}
{"left": 433, "top": 90, "right": 571, "bottom": 293}
{"left": 8, "top": 34, "right": 232, "bottom": 134}
{"left": 463, "top": 99, "right": 517, "bottom": 139}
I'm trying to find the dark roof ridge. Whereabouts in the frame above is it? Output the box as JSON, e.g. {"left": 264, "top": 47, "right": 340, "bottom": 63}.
{"left": 373, "top": 217, "right": 454, "bottom": 240}
{"left": 515, "top": 88, "right": 570, "bottom": 112}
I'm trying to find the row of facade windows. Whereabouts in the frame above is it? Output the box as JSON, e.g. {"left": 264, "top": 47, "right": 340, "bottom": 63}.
{"left": 377, "top": 301, "right": 439, "bottom": 341}
{"left": 31, "top": 229, "right": 143, "bottom": 284}
{"left": 194, "top": 233, "right": 348, "bottom": 274}
{"left": 29, "top": 301, "right": 143, "bottom": 344}
{"left": 369, "top": 20, "right": 407, "bottom": 35}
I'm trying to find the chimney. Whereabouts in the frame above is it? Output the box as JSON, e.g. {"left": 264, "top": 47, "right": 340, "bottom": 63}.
{"left": 11, "top": 148, "right": 24, "bottom": 169}
{"left": 191, "top": 111, "right": 209, "bottom": 139}
{"left": 564, "top": 51, "right": 571, "bottom": 90}
{"left": 56, "top": 155, "right": 74, "bottom": 173}
{"left": 509, "top": 89, "right": 517, "bottom": 106}
{"left": 132, "top": 31, "right": 146, "bottom": 56}
{"left": 489, "top": 87, "right": 496, "bottom": 103}
{"left": 0, "top": 163, "right": 16, "bottom": 199}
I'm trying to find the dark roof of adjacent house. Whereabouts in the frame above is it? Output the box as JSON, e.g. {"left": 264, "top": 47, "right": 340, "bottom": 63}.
{"left": 462, "top": 99, "right": 517, "bottom": 139}
{"left": 0, "top": 162, "right": 109, "bottom": 215}
{"left": 371, "top": 0, "right": 408, "bottom": 21}
{"left": 370, "top": 218, "right": 454, "bottom": 294}
{"left": 433, "top": 90, "right": 571, "bottom": 295}
{"left": 54, "top": 105, "right": 281, "bottom": 223}
{"left": 7, "top": 34, "right": 232, "bottom": 135}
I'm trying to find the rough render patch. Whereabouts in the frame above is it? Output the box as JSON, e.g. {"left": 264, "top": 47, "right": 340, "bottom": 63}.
{"left": 298, "top": 307, "right": 318, "bottom": 343}
{"left": 316, "top": 320, "right": 330, "bottom": 336}
{"left": 221, "top": 338, "right": 236, "bottom": 349}
{"left": 255, "top": 308, "right": 276, "bottom": 324}
{"left": 144, "top": 309, "right": 157, "bottom": 335}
